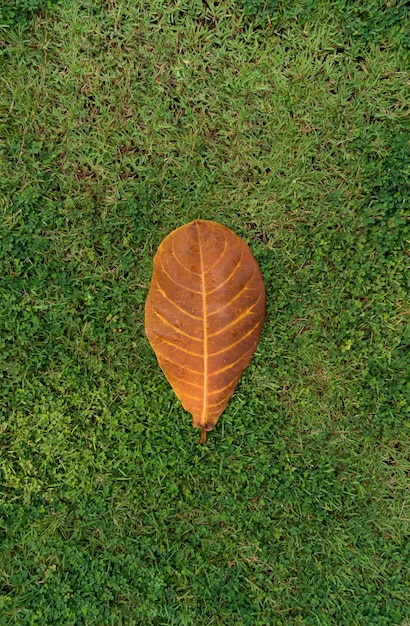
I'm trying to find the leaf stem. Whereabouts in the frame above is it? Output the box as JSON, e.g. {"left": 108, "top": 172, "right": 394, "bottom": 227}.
{"left": 200, "top": 428, "right": 207, "bottom": 444}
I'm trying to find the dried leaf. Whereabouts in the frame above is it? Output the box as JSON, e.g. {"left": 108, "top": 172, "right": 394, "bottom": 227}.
{"left": 145, "top": 220, "right": 265, "bottom": 443}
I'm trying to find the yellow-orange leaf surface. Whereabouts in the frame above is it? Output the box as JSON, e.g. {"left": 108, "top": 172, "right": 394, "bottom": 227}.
{"left": 145, "top": 220, "right": 265, "bottom": 443}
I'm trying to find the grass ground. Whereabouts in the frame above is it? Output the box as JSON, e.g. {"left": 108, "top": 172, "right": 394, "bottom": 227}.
{"left": 0, "top": 0, "right": 409, "bottom": 624}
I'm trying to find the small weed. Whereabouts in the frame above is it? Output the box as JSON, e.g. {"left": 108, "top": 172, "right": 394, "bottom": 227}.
{"left": 0, "top": 0, "right": 60, "bottom": 27}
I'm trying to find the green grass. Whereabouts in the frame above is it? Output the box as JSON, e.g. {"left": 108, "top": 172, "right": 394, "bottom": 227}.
{"left": 0, "top": 0, "right": 409, "bottom": 624}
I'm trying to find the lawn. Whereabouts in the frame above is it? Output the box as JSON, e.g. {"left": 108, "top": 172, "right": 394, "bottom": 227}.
{"left": 0, "top": 0, "right": 409, "bottom": 624}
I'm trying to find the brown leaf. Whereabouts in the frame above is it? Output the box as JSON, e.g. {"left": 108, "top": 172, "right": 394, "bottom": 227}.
{"left": 145, "top": 220, "right": 265, "bottom": 443}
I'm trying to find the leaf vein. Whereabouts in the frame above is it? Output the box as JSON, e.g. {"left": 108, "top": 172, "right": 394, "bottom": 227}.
{"left": 156, "top": 284, "right": 202, "bottom": 321}
{"left": 208, "top": 318, "right": 262, "bottom": 355}
{"left": 208, "top": 267, "right": 258, "bottom": 314}
{"left": 159, "top": 257, "right": 201, "bottom": 294}
{"left": 208, "top": 294, "right": 263, "bottom": 336}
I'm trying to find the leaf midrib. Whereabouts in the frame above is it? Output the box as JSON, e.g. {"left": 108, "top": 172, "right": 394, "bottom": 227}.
{"left": 197, "top": 222, "right": 208, "bottom": 426}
